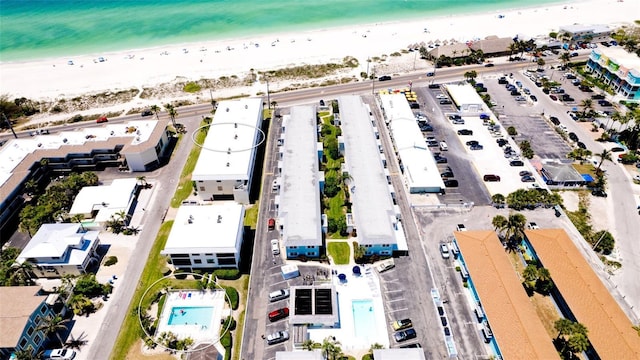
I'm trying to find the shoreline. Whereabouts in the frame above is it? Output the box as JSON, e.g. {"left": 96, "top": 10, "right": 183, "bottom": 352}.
{"left": 0, "top": 0, "right": 636, "bottom": 101}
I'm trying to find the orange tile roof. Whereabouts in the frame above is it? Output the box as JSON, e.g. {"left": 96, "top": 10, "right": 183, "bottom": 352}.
{"left": 526, "top": 229, "right": 640, "bottom": 360}
{"left": 455, "top": 230, "right": 559, "bottom": 360}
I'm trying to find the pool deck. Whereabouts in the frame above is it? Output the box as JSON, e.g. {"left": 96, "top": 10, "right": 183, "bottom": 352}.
{"left": 156, "top": 290, "right": 229, "bottom": 348}
{"left": 307, "top": 265, "right": 389, "bottom": 350}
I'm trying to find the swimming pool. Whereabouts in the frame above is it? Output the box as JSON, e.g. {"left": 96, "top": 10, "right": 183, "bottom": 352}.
{"left": 167, "top": 306, "right": 214, "bottom": 326}
{"left": 352, "top": 299, "right": 377, "bottom": 340}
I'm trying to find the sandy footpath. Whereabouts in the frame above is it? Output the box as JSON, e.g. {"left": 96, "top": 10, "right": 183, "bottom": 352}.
{"left": 0, "top": 0, "right": 637, "bottom": 101}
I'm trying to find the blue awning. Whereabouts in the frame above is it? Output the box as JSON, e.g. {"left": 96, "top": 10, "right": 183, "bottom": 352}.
{"left": 582, "top": 174, "right": 594, "bottom": 182}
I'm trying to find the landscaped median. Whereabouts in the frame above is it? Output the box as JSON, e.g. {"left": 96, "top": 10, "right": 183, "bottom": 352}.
{"left": 327, "top": 241, "right": 351, "bottom": 265}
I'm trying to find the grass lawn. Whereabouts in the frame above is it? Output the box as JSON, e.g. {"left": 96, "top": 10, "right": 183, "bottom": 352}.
{"left": 244, "top": 202, "right": 259, "bottom": 230}
{"left": 328, "top": 242, "right": 350, "bottom": 264}
{"left": 218, "top": 275, "right": 250, "bottom": 360}
{"left": 572, "top": 163, "right": 596, "bottom": 178}
{"left": 110, "top": 220, "right": 174, "bottom": 360}
{"left": 170, "top": 120, "right": 210, "bottom": 208}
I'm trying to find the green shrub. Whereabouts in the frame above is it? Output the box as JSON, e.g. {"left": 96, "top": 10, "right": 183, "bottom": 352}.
{"left": 455, "top": 266, "right": 461, "bottom": 272}
{"left": 183, "top": 82, "right": 202, "bottom": 93}
{"left": 174, "top": 269, "right": 188, "bottom": 280}
{"left": 507, "top": 126, "right": 518, "bottom": 136}
{"left": 214, "top": 269, "right": 241, "bottom": 280}
{"left": 104, "top": 256, "right": 118, "bottom": 266}
{"left": 222, "top": 286, "right": 239, "bottom": 309}
{"left": 219, "top": 330, "right": 232, "bottom": 348}
{"left": 362, "top": 355, "right": 374, "bottom": 360}
{"left": 222, "top": 316, "right": 236, "bottom": 331}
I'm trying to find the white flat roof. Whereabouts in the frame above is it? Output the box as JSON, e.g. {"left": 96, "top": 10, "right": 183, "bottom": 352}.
{"left": 445, "top": 84, "right": 485, "bottom": 110}
{"left": 594, "top": 47, "right": 640, "bottom": 74}
{"left": 373, "top": 349, "right": 427, "bottom": 360}
{"left": 279, "top": 106, "right": 322, "bottom": 247}
{"left": 192, "top": 98, "right": 263, "bottom": 181}
{"left": 0, "top": 120, "right": 158, "bottom": 188}
{"left": 381, "top": 94, "right": 444, "bottom": 192}
{"left": 17, "top": 223, "right": 99, "bottom": 266}
{"left": 162, "top": 203, "right": 244, "bottom": 254}
{"left": 276, "top": 351, "right": 323, "bottom": 360}
{"left": 69, "top": 178, "right": 137, "bottom": 222}
{"left": 339, "top": 96, "right": 396, "bottom": 246}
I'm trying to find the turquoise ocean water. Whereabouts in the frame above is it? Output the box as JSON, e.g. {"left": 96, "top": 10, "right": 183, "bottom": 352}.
{"left": 0, "top": 0, "right": 564, "bottom": 62}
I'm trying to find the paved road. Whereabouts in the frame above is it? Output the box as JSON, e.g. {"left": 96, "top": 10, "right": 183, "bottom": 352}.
{"left": 87, "top": 113, "right": 203, "bottom": 360}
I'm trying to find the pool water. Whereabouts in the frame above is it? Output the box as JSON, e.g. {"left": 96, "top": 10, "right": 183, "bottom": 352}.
{"left": 167, "top": 306, "right": 214, "bottom": 326}
{"left": 352, "top": 299, "right": 377, "bottom": 340}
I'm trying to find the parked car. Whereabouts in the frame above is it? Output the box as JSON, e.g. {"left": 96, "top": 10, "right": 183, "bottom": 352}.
{"left": 440, "top": 243, "right": 450, "bottom": 259}
{"left": 439, "top": 99, "right": 453, "bottom": 105}
{"left": 519, "top": 170, "right": 532, "bottom": 177}
{"left": 452, "top": 118, "right": 465, "bottom": 125}
{"left": 457, "top": 129, "right": 473, "bottom": 135}
{"left": 570, "top": 52, "right": 579, "bottom": 57}
{"left": 440, "top": 171, "right": 454, "bottom": 178}
{"left": 611, "top": 147, "right": 625, "bottom": 152}
{"left": 483, "top": 174, "right": 501, "bottom": 182}
{"left": 469, "top": 144, "right": 484, "bottom": 150}
{"left": 591, "top": 189, "right": 608, "bottom": 197}
{"left": 549, "top": 116, "right": 560, "bottom": 125}
{"left": 271, "top": 239, "right": 280, "bottom": 255}
{"left": 427, "top": 140, "right": 439, "bottom": 147}
{"left": 268, "top": 307, "right": 290, "bottom": 322}
{"left": 428, "top": 83, "right": 440, "bottom": 89}
{"left": 43, "top": 349, "right": 76, "bottom": 360}
{"left": 444, "top": 179, "right": 459, "bottom": 187}
{"left": 266, "top": 330, "right": 290, "bottom": 345}
{"left": 591, "top": 94, "right": 605, "bottom": 100}
{"left": 434, "top": 155, "right": 448, "bottom": 164}
{"left": 484, "top": 63, "right": 495, "bottom": 67}
{"left": 456, "top": 223, "right": 467, "bottom": 231}
{"left": 426, "top": 72, "right": 435, "bottom": 77}
{"left": 480, "top": 113, "right": 490, "bottom": 120}
{"left": 514, "top": 96, "right": 526, "bottom": 101}
{"left": 528, "top": 222, "right": 540, "bottom": 229}
{"left": 549, "top": 95, "right": 558, "bottom": 101}
{"left": 393, "top": 318, "right": 413, "bottom": 331}
{"left": 96, "top": 116, "right": 108, "bottom": 123}
{"left": 496, "top": 138, "right": 508, "bottom": 147}
{"left": 510, "top": 160, "right": 524, "bottom": 166}
{"left": 530, "top": 95, "right": 537, "bottom": 102}
{"left": 378, "top": 75, "right": 392, "bottom": 81}
{"left": 466, "top": 140, "right": 479, "bottom": 146}
{"left": 268, "top": 218, "right": 276, "bottom": 230}
{"left": 568, "top": 132, "right": 579, "bottom": 142}
{"left": 269, "top": 289, "right": 290, "bottom": 302}
{"left": 577, "top": 141, "right": 586, "bottom": 149}
{"left": 448, "top": 114, "right": 461, "bottom": 120}
{"left": 420, "top": 124, "right": 434, "bottom": 132}
{"left": 598, "top": 100, "right": 612, "bottom": 106}
{"left": 521, "top": 175, "right": 536, "bottom": 182}
{"left": 141, "top": 109, "right": 153, "bottom": 117}
{"left": 394, "top": 328, "right": 417, "bottom": 342}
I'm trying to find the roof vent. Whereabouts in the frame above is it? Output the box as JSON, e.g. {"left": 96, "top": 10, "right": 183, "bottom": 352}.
{"left": 226, "top": 107, "right": 229, "bottom": 112}
{"left": 217, "top": 215, "right": 222, "bottom": 223}
{"left": 63, "top": 138, "right": 67, "bottom": 143}
{"left": 110, "top": 131, "right": 115, "bottom": 136}
{"left": 37, "top": 143, "right": 42, "bottom": 147}
{"left": 245, "top": 104, "right": 248, "bottom": 109}
{"left": 226, "top": 162, "right": 230, "bottom": 167}
{"left": 227, "top": 147, "right": 231, "bottom": 154}
{"left": 234, "top": 122, "right": 238, "bottom": 128}
{"left": 188, "top": 215, "right": 194, "bottom": 224}
{"left": 234, "top": 134, "right": 238, "bottom": 140}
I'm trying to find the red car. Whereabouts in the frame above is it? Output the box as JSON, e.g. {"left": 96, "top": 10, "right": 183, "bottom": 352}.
{"left": 549, "top": 95, "right": 558, "bottom": 101}
{"left": 96, "top": 116, "right": 108, "bottom": 123}
{"left": 268, "top": 307, "right": 289, "bottom": 322}
{"left": 268, "top": 218, "right": 275, "bottom": 230}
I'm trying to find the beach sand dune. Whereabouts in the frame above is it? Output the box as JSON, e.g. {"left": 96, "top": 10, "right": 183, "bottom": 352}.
{"left": 0, "top": 0, "right": 636, "bottom": 101}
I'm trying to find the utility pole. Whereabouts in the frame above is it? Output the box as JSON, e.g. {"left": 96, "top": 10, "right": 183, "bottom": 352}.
{"left": 209, "top": 89, "right": 216, "bottom": 112}
{"left": 266, "top": 76, "right": 271, "bottom": 110}
{"left": 2, "top": 112, "right": 18, "bottom": 139}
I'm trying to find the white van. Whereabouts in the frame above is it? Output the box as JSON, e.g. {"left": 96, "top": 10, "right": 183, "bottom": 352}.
{"left": 271, "top": 239, "right": 280, "bottom": 255}
{"left": 269, "top": 288, "right": 290, "bottom": 302}
{"left": 439, "top": 141, "right": 448, "bottom": 151}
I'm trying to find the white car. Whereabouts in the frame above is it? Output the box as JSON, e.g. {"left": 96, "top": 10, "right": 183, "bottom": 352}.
{"left": 440, "top": 243, "right": 450, "bottom": 259}
{"left": 271, "top": 239, "right": 280, "bottom": 255}
{"left": 43, "top": 349, "right": 76, "bottom": 360}
{"left": 436, "top": 94, "right": 448, "bottom": 99}
{"left": 456, "top": 224, "right": 467, "bottom": 231}
{"left": 633, "top": 174, "right": 640, "bottom": 182}
{"left": 528, "top": 222, "right": 540, "bottom": 230}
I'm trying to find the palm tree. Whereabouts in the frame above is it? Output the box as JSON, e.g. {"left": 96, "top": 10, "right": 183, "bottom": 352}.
{"left": 595, "top": 149, "right": 612, "bottom": 174}
{"left": 66, "top": 332, "right": 88, "bottom": 350}
{"left": 504, "top": 213, "right": 527, "bottom": 243}
{"left": 554, "top": 318, "right": 575, "bottom": 338}
{"left": 70, "top": 214, "right": 85, "bottom": 232}
{"left": 560, "top": 52, "right": 571, "bottom": 67}
{"left": 568, "top": 332, "right": 590, "bottom": 355}
{"left": 136, "top": 175, "right": 147, "bottom": 187}
{"left": 523, "top": 264, "right": 539, "bottom": 283}
{"left": 321, "top": 336, "right": 343, "bottom": 360}
{"left": 150, "top": 104, "right": 161, "bottom": 120}
{"left": 491, "top": 215, "right": 508, "bottom": 236}
{"left": 491, "top": 194, "right": 506, "bottom": 208}
{"left": 301, "top": 339, "right": 317, "bottom": 351}
{"left": 9, "top": 260, "right": 35, "bottom": 286}
{"left": 164, "top": 103, "right": 178, "bottom": 128}
{"left": 12, "top": 350, "right": 35, "bottom": 360}
{"left": 537, "top": 267, "right": 552, "bottom": 282}
{"left": 36, "top": 314, "right": 70, "bottom": 346}
{"left": 579, "top": 98, "right": 593, "bottom": 118}
{"left": 463, "top": 70, "right": 477, "bottom": 83}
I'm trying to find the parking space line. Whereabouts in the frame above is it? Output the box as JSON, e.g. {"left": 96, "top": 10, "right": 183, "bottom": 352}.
{"left": 385, "top": 289, "right": 403, "bottom": 294}
{"left": 270, "top": 279, "right": 287, "bottom": 286}
{"left": 386, "top": 307, "right": 409, "bottom": 313}
{"left": 387, "top": 298, "right": 405, "bottom": 303}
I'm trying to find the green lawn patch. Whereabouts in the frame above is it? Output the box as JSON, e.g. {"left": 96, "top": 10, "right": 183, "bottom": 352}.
{"left": 110, "top": 220, "right": 173, "bottom": 360}
{"left": 170, "top": 119, "right": 210, "bottom": 208}
{"left": 572, "top": 163, "right": 596, "bottom": 178}
{"left": 244, "top": 202, "right": 259, "bottom": 230}
{"left": 327, "top": 242, "right": 350, "bottom": 264}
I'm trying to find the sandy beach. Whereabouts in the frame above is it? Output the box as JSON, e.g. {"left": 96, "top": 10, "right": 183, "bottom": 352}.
{"left": 0, "top": 0, "right": 637, "bottom": 102}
